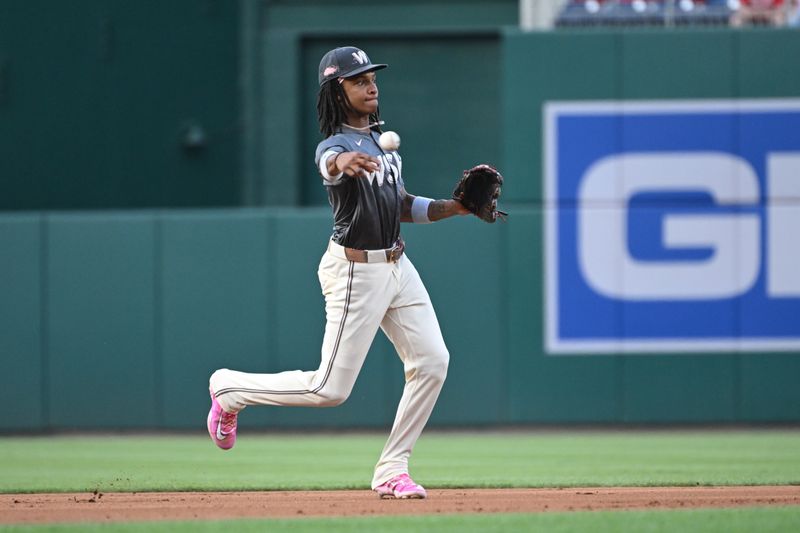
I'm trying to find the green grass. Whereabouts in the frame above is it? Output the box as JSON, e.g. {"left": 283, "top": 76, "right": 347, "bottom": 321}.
{"left": 1, "top": 430, "right": 798, "bottom": 531}
{"left": 0, "top": 430, "right": 798, "bottom": 493}
{"left": 2, "top": 508, "right": 800, "bottom": 533}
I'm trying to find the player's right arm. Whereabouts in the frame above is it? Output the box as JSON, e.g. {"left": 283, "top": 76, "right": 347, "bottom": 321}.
{"left": 325, "top": 151, "right": 379, "bottom": 178}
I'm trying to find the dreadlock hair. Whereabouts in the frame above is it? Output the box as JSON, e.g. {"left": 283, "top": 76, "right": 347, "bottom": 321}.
{"left": 317, "top": 79, "right": 382, "bottom": 138}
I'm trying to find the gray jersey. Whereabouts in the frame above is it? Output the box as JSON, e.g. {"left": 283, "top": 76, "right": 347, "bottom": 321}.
{"left": 315, "top": 126, "right": 404, "bottom": 250}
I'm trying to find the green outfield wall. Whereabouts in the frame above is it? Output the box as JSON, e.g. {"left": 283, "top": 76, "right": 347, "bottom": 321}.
{"left": 0, "top": 0, "right": 243, "bottom": 210}
{"left": 2, "top": 205, "right": 798, "bottom": 432}
{"left": 0, "top": 210, "right": 510, "bottom": 430}
{"left": 0, "top": 0, "right": 516, "bottom": 210}
{"left": 500, "top": 27, "right": 800, "bottom": 425}
{"left": 2, "top": 14, "right": 800, "bottom": 430}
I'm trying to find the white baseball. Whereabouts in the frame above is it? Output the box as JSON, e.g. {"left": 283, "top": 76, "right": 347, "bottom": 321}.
{"left": 378, "top": 131, "right": 401, "bottom": 151}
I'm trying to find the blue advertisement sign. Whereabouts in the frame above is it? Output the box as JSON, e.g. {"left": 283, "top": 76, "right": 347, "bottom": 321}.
{"left": 545, "top": 100, "right": 800, "bottom": 354}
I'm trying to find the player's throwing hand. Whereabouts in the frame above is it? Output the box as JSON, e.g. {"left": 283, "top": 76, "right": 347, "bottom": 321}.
{"left": 331, "top": 151, "right": 380, "bottom": 178}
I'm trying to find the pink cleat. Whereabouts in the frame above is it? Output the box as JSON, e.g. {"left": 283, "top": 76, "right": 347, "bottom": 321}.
{"left": 207, "top": 388, "right": 238, "bottom": 450}
{"left": 374, "top": 474, "right": 427, "bottom": 499}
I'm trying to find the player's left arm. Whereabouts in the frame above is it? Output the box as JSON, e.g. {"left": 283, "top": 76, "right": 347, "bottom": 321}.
{"left": 399, "top": 186, "right": 469, "bottom": 223}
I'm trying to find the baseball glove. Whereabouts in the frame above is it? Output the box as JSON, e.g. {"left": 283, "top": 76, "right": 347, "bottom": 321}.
{"left": 452, "top": 164, "right": 508, "bottom": 223}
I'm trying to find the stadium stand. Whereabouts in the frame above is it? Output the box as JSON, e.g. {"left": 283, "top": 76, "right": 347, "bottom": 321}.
{"left": 730, "top": 0, "right": 788, "bottom": 26}
{"left": 554, "top": 0, "right": 789, "bottom": 27}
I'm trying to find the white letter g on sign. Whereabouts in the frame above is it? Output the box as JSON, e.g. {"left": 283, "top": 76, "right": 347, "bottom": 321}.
{"left": 577, "top": 153, "right": 760, "bottom": 300}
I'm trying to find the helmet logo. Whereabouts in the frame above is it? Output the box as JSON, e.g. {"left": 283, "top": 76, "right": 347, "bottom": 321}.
{"left": 351, "top": 50, "right": 369, "bottom": 65}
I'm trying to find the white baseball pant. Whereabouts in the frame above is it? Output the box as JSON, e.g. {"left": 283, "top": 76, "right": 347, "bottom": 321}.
{"left": 210, "top": 241, "right": 449, "bottom": 488}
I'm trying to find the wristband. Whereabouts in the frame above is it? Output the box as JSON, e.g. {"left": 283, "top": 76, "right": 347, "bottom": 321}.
{"left": 319, "top": 150, "right": 344, "bottom": 181}
{"left": 411, "top": 196, "right": 433, "bottom": 224}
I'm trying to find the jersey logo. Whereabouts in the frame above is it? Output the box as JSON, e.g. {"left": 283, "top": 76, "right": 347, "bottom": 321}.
{"left": 356, "top": 139, "right": 363, "bottom": 146}
{"left": 352, "top": 51, "right": 369, "bottom": 65}
{"left": 365, "top": 154, "right": 399, "bottom": 187}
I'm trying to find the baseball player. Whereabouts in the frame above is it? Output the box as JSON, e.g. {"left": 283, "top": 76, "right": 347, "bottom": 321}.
{"left": 207, "top": 46, "right": 469, "bottom": 499}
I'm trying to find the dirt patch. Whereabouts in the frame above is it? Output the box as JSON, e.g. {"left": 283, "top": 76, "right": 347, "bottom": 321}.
{"left": 1, "top": 486, "right": 798, "bottom": 524}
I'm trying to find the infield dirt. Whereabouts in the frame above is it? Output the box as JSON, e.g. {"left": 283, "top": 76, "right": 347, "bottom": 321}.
{"left": 2, "top": 486, "right": 799, "bottom": 524}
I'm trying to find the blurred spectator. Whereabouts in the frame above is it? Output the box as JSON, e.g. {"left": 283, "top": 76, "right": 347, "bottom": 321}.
{"left": 730, "top": 0, "right": 787, "bottom": 26}
{"left": 788, "top": 0, "right": 800, "bottom": 26}
{"left": 555, "top": 0, "right": 736, "bottom": 27}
